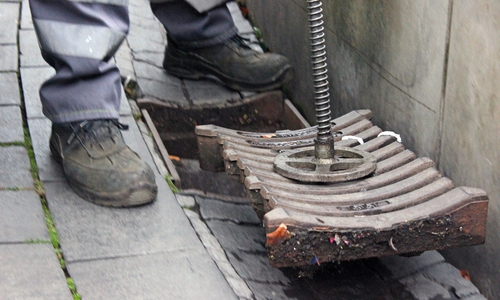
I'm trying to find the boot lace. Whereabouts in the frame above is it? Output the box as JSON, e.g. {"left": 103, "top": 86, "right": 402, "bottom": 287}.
{"left": 67, "top": 119, "right": 129, "bottom": 153}
{"left": 229, "top": 35, "right": 253, "bottom": 50}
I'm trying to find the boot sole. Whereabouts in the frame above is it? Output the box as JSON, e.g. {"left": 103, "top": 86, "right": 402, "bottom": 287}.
{"left": 164, "top": 50, "right": 294, "bottom": 92}
{"left": 68, "top": 180, "right": 158, "bottom": 207}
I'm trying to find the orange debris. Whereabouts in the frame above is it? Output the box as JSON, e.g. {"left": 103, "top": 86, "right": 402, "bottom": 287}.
{"left": 266, "top": 223, "right": 291, "bottom": 247}
{"left": 169, "top": 155, "right": 180, "bottom": 161}
{"left": 460, "top": 270, "right": 471, "bottom": 281}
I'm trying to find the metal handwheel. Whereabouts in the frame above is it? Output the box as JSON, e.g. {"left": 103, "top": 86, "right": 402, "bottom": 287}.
{"left": 274, "top": 0, "right": 376, "bottom": 183}
{"left": 274, "top": 146, "right": 377, "bottom": 182}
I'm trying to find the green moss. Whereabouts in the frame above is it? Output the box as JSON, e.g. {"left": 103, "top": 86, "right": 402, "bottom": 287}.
{"left": 24, "top": 239, "right": 51, "bottom": 244}
{"left": 165, "top": 175, "right": 180, "bottom": 193}
{"left": 67, "top": 278, "right": 82, "bottom": 300}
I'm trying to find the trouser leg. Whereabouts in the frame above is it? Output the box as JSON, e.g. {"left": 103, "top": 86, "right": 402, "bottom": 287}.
{"left": 29, "top": 0, "right": 129, "bottom": 123}
{"left": 150, "top": 0, "right": 237, "bottom": 49}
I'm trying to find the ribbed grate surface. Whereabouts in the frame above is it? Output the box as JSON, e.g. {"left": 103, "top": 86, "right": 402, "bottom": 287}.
{"left": 195, "top": 110, "right": 488, "bottom": 267}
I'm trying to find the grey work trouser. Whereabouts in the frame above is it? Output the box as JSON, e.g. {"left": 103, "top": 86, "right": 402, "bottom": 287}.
{"left": 29, "top": 0, "right": 237, "bottom": 123}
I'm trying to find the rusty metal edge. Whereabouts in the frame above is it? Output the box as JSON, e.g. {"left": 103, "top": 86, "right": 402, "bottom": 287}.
{"left": 141, "top": 109, "right": 182, "bottom": 189}
{"left": 283, "top": 99, "right": 311, "bottom": 129}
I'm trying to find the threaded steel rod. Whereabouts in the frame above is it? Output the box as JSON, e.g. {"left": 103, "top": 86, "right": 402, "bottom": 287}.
{"left": 307, "top": 0, "right": 332, "bottom": 144}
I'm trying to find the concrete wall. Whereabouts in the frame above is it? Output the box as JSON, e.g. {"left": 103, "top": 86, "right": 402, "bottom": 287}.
{"left": 247, "top": 0, "right": 499, "bottom": 298}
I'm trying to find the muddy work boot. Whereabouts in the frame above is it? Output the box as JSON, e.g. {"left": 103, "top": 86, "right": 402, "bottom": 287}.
{"left": 50, "top": 119, "right": 158, "bottom": 207}
{"left": 163, "top": 35, "right": 293, "bottom": 92}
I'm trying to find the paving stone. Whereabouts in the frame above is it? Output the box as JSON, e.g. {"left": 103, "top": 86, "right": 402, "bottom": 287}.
{"left": 43, "top": 178, "right": 203, "bottom": 262}
{"left": 19, "top": 29, "right": 46, "bottom": 67}
{"left": 245, "top": 280, "right": 307, "bottom": 300}
{"left": 196, "top": 195, "right": 261, "bottom": 225}
{"left": 0, "top": 244, "right": 73, "bottom": 300}
{"left": 127, "top": 34, "right": 165, "bottom": 53}
{"left": 20, "top": 0, "right": 34, "bottom": 30}
{"left": 0, "top": 2, "right": 19, "bottom": 44}
{"left": 31, "top": 116, "right": 206, "bottom": 262}
{"left": 115, "top": 40, "right": 136, "bottom": 81}
{"left": 133, "top": 51, "right": 164, "bottom": 68}
{"left": 0, "top": 106, "right": 24, "bottom": 143}
{"left": 420, "top": 262, "right": 482, "bottom": 299}
{"left": 129, "top": 21, "right": 165, "bottom": 45}
{"left": 128, "top": 98, "right": 141, "bottom": 117}
{"left": 0, "top": 45, "right": 17, "bottom": 71}
{"left": 184, "top": 209, "right": 227, "bottom": 254}
{"left": 0, "top": 72, "right": 20, "bottom": 106}
{"left": 0, "top": 190, "right": 48, "bottom": 243}
{"left": 133, "top": 60, "right": 176, "bottom": 83}
{"left": 183, "top": 78, "right": 242, "bottom": 106}
{"left": 129, "top": 1, "right": 157, "bottom": 21}
{"left": 225, "top": 276, "right": 254, "bottom": 300}
{"left": 297, "top": 259, "right": 416, "bottom": 300}
{"left": 206, "top": 220, "right": 266, "bottom": 252}
{"left": 225, "top": 250, "right": 290, "bottom": 284}
{"left": 136, "top": 77, "right": 187, "bottom": 104}
{"left": 20, "top": 67, "right": 54, "bottom": 119}
{"left": 379, "top": 251, "right": 446, "bottom": 280}
{"left": 462, "top": 295, "right": 488, "bottom": 300}
{"left": 176, "top": 194, "right": 196, "bottom": 208}
{"left": 28, "top": 117, "right": 65, "bottom": 182}
{"left": 67, "top": 250, "right": 238, "bottom": 300}
{"left": 400, "top": 273, "right": 451, "bottom": 300}
{"left": 116, "top": 55, "right": 135, "bottom": 80}
{"left": 120, "top": 114, "right": 157, "bottom": 166}
{"left": 184, "top": 209, "right": 254, "bottom": 300}
{"left": 129, "top": 13, "right": 162, "bottom": 30}
{"left": 0, "top": 147, "right": 33, "bottom": 188}
{"left": 119, "top": 84, "right": 132, "bottom": 116}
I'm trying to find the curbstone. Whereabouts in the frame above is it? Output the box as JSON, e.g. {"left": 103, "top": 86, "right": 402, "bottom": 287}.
{"left": 184, "top": 209, "right": 254, "bottom": 300}
{"left": 19, "top": 29, "right": 46, "bottom": 67}
{"left": 176, "top": 194, "right": 196, "bottom": 209}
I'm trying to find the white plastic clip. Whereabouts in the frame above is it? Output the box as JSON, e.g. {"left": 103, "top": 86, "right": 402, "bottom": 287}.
{"left": 341, "top": 136, "right": 364, "bottom": 144}
{"left": 378, "top": 131, "right": 402, "bottom": 143}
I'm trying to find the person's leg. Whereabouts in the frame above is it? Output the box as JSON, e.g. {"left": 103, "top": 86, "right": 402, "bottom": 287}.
{"left": 30, "top": 0, "right": 128, "bottom": 123}
{"left": 152, "top": 0, "right": 237, "bottom": 49}
{"left": 30, "top": 0, "right": 157, "bottom": 207}
{"left": 151, "top": 1, "right": 293, "bottom": 92}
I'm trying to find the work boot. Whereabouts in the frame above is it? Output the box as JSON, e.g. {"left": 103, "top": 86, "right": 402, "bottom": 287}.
{"left": 163, "top": 35, "right": 293, "bottom": 92}
{"left": 50, "top": 119, "right": 158, "bottom": 207}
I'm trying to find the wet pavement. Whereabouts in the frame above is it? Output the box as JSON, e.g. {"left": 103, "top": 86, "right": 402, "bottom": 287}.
{"left": 0, "top": 0, "right": 488, "bottom": 299}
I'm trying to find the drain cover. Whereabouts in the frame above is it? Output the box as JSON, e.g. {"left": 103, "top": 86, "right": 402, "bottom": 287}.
{"left": 195, "top": 109, "right": 489, "bottom": 268}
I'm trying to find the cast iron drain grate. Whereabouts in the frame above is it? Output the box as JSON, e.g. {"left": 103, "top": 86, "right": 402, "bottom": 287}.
{"left": 195, "top": 109, "right": 488, "bottom": 268}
